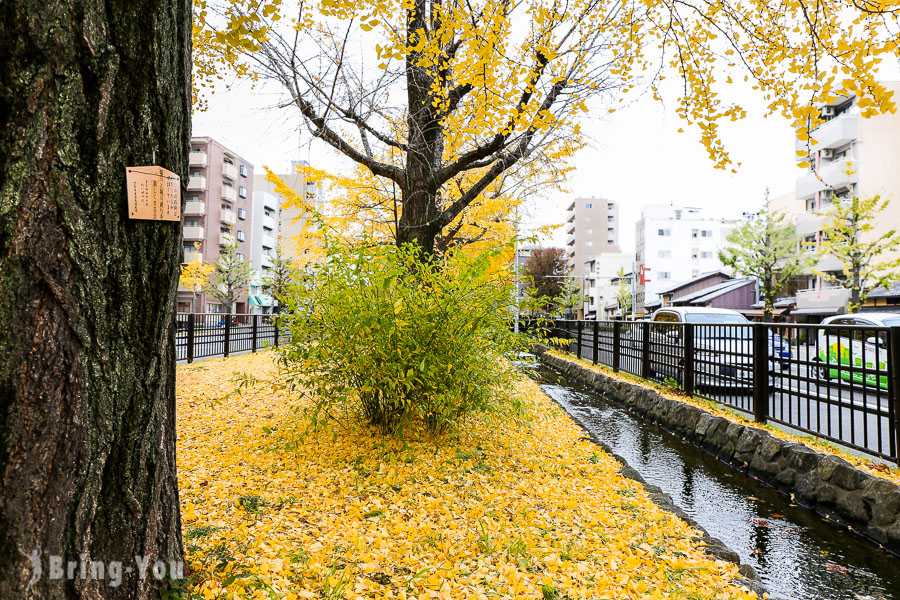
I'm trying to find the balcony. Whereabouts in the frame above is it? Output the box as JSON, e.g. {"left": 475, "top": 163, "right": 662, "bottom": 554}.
{"left": 795, "top": 210, "right": 824, "bottom": 236}
{"left": 183, "top": 226, "right": 204, "bottom": 240}
{"left": 566, "top": 236, "right": 575, "bottom": 246}
{"left": 795, "top": 114, "right": 859, "bottom": 155}
{"left": 796, "top": 286, "right": 850, "bottom": 311}
{"left": 262, "top": 254, "right": 274, "bottom": 267}
{"left": 565, "top": 224, "right": 575, "bottom": 235}
{"left": 183, "top": 201, "right": 205, "bottom": 216}
{"left": 795, "top": 158, "right": 858, "bottom": 199}
{"left": 187, "top": 176, "right": 206, "bottom": 191}
{"left": 263, "top": 215, "right": 277, "bottom": 231}
{"left": 813, "top": 253, "right": 844, "bottom": 273}
{"left": 182, "top": 250, "right": 202, "bottom": 264}
{"left": 220, "top": 232, "right": 234, "bottom": 246}
{"left": 221, "top": 185, "right": 237, "bottom": 202}
{"left": 188, "top": 152, "right": 208, "bottom": 167}
{"left": 222, "top": 162, "right": 239, "bottom": 180}
{"left": 261, "top": 234, "right": 277, "bottom": 249}
{"left": 220, "top": 209, "right": 236, "bottom": 226}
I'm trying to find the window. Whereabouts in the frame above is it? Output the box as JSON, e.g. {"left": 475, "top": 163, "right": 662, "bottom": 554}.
{"left": 660, "top": 272, "right": 671, "bottom": 280}
{"left": 585, "top": 241, "right": 594, "bottom": 247}
{"left": 585, "top": 228, "right": 593, "bottom": 234}
{"left": 802, "top": 234, "right": 817, "bottom": 252}
{"left": 184, "top": 219, "right": 199, "bottom": 228}
{"left": 190, "top": 147, "right": 202, "bottom": 153}
{"left": 586, "top": 253, "right": 594, "bottom": 260}
{"left": 658, "top": 229, "right": 670, "bottom": 236}
{"left": 675, "top": 210, "right": 682, "bottom": 220}
{"left": 691, "top": 229, "right": 698, "bottom": 238}
{"left": 189, "top": 195, "right": 199, "bottom": 203}
{"left": 236, "top": 230, "right": 246, "bottom": 242}
{"left": 239, "top": 165, "right": 248, "bottom": 177}
{"left": 585, "top": 216, "right": 593, "bottom": 223}
{"left": 608, "top": 215, "right": 613, "bottom": 221}
{"left": 658, "top": 250, "right": 671, "bottom": 258}
{"left": 806, "top": 197, "right": 817, "bottom": 211}
{"left": 190, "top": 170, "right": 200, "bottom": 178}
{"left": 239, "top": 186, "right": 247, "bottom": 198}
{"left": 238, "top": 208, "right": 246, "bottom": 220}
{"left": 585, "top": 203, "right": 593, "bottom": 208}
{"left": 701, "top": 230, "right": 712, "bottom": 237}
{"left": 236, "top": 252, "right": 244, "bottom": 260}
{"left": 701, "top": 251, "right": 713, "bottom": 259}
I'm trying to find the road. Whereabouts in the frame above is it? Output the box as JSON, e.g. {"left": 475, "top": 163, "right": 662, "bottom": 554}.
{"left": 564, "top": 333, "right": 896, "bottom": 461}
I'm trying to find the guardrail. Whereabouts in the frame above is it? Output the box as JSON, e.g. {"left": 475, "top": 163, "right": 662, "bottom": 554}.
{"left": 175, "top": 313, "right": 288, "bottom": 362}
{"left": 548, "top": 320, "right": 900, "bottom": 463}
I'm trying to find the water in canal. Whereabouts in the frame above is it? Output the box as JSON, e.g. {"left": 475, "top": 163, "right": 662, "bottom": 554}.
{"left": 536, "top": 366, "right": 900, "bottom": 600}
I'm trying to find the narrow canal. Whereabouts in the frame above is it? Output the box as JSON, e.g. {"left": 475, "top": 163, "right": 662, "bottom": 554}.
{"left": 536, "top": 365, "right": 900, "bottom": 600}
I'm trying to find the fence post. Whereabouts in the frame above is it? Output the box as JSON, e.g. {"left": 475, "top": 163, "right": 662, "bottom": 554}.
{"left": 224, "top": 313, "right": 231, "bottom": 358}
{"left": 593, "top": 321, "right": 599, "bottom": 364}
{"left": 683, "top": 324, "right": 694, "bottom": 397}
{"left": 251, "top": 315, "right": 258, "bottom": 353}
{"left": 890, "top": 326, "right": 900, "bottom": 463}
{"left": 752, "top": 322, "right": 769, "bottom": 423}
{"left": 274, "top": 317, "right": 280, "bottom": 348}
{"left": 576, "top": 320, "right": 583, "bottom": 359}
{"left": 641, "top": 321, "right": 651, "bottom": 379}
{"left": 187, "top": 314, "right": 195, "bottom": 364}
{"left": 613, "top": 321, "right": 621, "bottom": 373}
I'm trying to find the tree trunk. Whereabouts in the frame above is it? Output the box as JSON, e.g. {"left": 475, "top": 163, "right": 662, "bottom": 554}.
{"left": 0, "top": 1, "right": 190, "bottom": 598}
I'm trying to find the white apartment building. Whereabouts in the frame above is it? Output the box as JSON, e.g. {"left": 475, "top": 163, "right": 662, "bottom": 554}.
{"left": 772, "top": 81, "right": 900, "bottom": 318}
{"left": 634, "top": 206, "right": 738, "bottom": 313}
{"left": 252, "top": 160, "right": 322, "bottom": 262}
{"left": 585, "top": 252, "right": 633, "bottom": 319}
{"left": 247, "top": 190, "right": 280, "bottom": 314}
{"left": 565, "top": 196, "right": 621, "bottom": 279}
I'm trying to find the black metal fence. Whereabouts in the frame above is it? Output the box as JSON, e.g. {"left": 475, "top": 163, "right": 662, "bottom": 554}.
{"left": 175, "top": 313, "right": 288, "bottom": 362}
{"left": 550, "top": 320, "right": 900, "bottom": 463}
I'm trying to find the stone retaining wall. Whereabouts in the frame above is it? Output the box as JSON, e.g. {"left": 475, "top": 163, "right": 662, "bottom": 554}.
{"left": 538, "top": 350, "right": 900, "bottom": 556}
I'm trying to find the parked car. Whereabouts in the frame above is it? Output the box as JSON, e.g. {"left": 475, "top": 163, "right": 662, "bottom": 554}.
{"left": 629, "top": 307, "right": 788, "bottom": 388}
{"left": 813, "top": 312, "right": 900, "bottom": 389}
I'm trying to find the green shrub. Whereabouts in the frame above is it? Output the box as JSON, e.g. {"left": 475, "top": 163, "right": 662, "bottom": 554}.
{"left": 276, "top": 243, "right": 524, "bottom": 436}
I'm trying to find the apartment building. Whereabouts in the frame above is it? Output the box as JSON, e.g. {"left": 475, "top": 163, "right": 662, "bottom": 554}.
{"left": 634, "top": 205, "right": 738, "bottom": 313}
{"left": 253, "top": 161, "right": 322, "bottom": 261}
{"left": 565, "top": 196, "right": 621, "bottom": 279}
{"left": 585, "top": 252, "right": 633, "bottom": 319}
{"left": 247, "top": 190, "right": 280, "bottom": 314}
{"left": 772, "top": 81, "right": 900, "bottom": 319}
{"left": 178, "top": 137, "right": 254, "bottom": 314}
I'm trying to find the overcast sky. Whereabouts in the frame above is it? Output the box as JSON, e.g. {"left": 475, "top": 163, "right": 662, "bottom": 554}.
{"left": 193, "top": 76, "right": 804, "bottom": 254}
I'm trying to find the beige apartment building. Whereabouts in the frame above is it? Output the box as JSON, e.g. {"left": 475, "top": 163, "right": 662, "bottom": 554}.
{"left": 565, "top": 197, "right": 621, "bottom": 279}
{"left": 178, "top": 137, "right": 255, "bottom": 314}
{"left": 772, "top": 81, "right": 900, "bottom": 318}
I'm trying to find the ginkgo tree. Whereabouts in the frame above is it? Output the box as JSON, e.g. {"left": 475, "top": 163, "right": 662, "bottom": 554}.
{"left": 195, "top": 0, "right": 899, "bottom": 259}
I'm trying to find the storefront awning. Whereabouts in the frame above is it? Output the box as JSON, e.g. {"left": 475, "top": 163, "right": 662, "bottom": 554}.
{"left": 249, "top": 295, "right": 273, "bottom": 307}
{"left": 744, "top": 307, "right": 789, "bottom": 318}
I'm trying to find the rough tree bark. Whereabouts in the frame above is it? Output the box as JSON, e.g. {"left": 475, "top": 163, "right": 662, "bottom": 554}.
{"left": 0, "top": 1, "right": 191, "bottom": 598}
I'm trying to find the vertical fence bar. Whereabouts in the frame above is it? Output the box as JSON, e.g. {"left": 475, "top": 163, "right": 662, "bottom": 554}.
{"left": 641, "top": 321, "right": 651, "bottom": 379}
{"left": 274, "top": 318, "right": 280, "bottom": 348}
{"left": 613, "top": 321, "right": 621, "bottom": 373}
{"left": 593, "top": 321, "right": 599, "bottom": 364}
{"left": 251, "top": 315, "right": 258, "bottom": 353}
{"left": 223, "top": 313, "right": 231, "bottom": 358}
{"left": 890, "top": 326, "right": 900, "bottom": 463}
{"left": 683, "top": 324, "right": 694, "bottom": 397}
{"left": 187, "top": 314, "right": 195, "bottom": 364}
{"left": 753, "top": 323, "right": 769, "bottom": 423}
{"left": 576, "top": 321, "right": 583, "bottom": 359}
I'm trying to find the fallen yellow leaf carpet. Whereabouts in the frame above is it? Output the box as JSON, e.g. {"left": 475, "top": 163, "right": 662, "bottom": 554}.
{"left": 177, "top": 351, "right": 758, "bottom": 599}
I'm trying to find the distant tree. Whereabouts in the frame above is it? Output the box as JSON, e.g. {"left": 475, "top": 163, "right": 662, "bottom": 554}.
{"left": 180, "top": 244, "right": 215, "bottom": 313}
{"left": 262, "top": 246, "right": 298, "bottom": 314}
{"left": 204, "top": 241, "right": 253, "bottom": 312}
{"left": 557, "top": 278, "right": 586, "bottom": 318}
{"left": 816, "top": 194, "right": 900, "bottom": 313}
{"left": 719, "top": 193, "right": 810, "bottom": 321}
{"left": 614, "top": 267, "right": 633, "bottom": 318}
{"left": 523, "top": 248, "right": 567, "bottom": 304}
